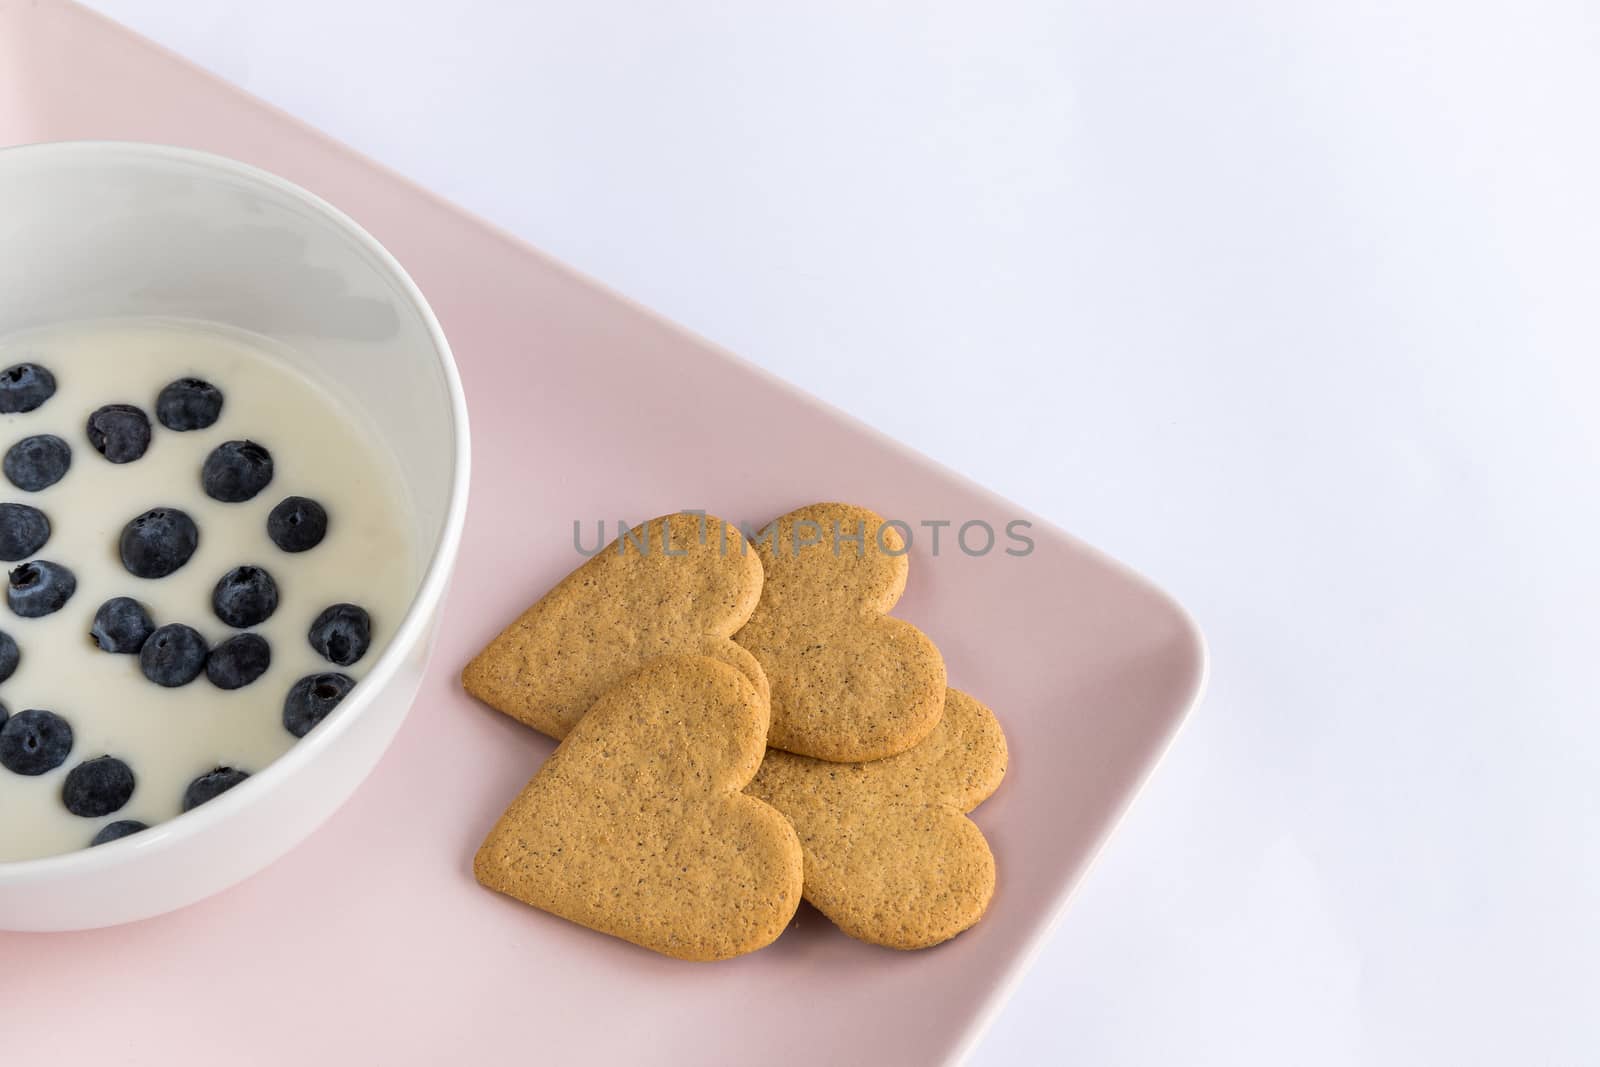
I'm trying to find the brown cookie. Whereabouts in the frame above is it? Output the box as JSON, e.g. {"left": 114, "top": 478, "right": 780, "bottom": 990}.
{"left": 734, "top": 502, "right": 946, "bottom": 761}
{"left": 462, "top": 512, "right": 767, "bottom": 739}
{"left": 747, "top": 687, "right": 1007, "bottom": 950}
{"left": 475, "top": 655, "right": 804, "bottom": 961}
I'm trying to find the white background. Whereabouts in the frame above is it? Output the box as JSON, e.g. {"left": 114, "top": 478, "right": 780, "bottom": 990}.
{"left": 79, "top": 2, "right": 1600, "bottom": 1063}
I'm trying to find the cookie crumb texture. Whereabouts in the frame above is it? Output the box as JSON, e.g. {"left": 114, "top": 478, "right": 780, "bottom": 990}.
{"left": 749, "top": 688, "right": 1008, "bottom": 949}
{"left": 474, "top": 656, "right": 803, "bottom": 961}
{"left": 461, "top": 513, "right": 767, "bottom": 739}
{"left": 735, "top": 502, "right": 947, "bottom": 762}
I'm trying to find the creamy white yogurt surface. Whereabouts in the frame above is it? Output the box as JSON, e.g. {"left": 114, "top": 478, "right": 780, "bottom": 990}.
{"left": 0, "top": 320, "right": 413, "bottom": 862}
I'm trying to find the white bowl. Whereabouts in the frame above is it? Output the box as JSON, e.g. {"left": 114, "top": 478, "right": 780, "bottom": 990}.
{"left": 0, "top": 142, "right": 470, "bottom": 930}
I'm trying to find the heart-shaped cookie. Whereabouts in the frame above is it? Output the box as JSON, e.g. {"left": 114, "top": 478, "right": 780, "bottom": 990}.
{"left": 463, "top": 512, "right": 768, "bottom": 739}
{"left": 734, "top": 502, "right": 946, "bottom": 761}
{"left": 475, "top": 655, "right": 804, "bottom": 961}
{"left": 747, "top": 687, "right": 1007, "bottom": 949}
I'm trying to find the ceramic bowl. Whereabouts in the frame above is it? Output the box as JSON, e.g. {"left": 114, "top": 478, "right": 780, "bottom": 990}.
{"left": 0, "top": 141, "right": 469, "bottom": 930}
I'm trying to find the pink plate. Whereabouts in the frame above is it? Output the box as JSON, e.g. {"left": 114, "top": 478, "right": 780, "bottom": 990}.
{"left": 0, "top": 4, "right": 1206, "bottom": 1063}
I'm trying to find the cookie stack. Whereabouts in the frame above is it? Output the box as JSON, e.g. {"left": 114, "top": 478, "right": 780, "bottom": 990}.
{"left": 463, "top": 505, "right": 1008, "bottom": 961}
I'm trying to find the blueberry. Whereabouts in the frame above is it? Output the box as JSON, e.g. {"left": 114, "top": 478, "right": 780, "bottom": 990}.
{"left": 91, "top": 820, "right": 148, "bottom": 846}
{"left": 4, "top": 434, "right": 71, "bottom": 491}
{"left": 201, "top": 440, "right": 273, "bottom": 502}
{"left": 119, "top": 507, "right": 199, "bottom": 578}
{"left": 0, "top": 363, "right": 55, "bottom": 413}
{"left": 91, "top": 596, "right": 156, "bottom": 654}
{"left": 0, "top": 708, "right": 72, "bottom": 775}
{"left": 62, "top": 756, "right": 136, "bottom": 817}
{"left": 8, "top": 560, "right": 75, "bottom": 618}
{"left": 206, "top": 633, "right": 271, "bottom": 690}
{"left": 267, "top": 496, "right": 328, "bottom": 553}
{"left": 139, "top": 623, "right": 208, "bottom": 687}
{"left": 0, "top": 629, "right": 17, "bottom": 683}
{"left": 0, "top": 701, "right": 6, "bottom": 729}
{"left": 182, "top": 766, "right": 249, "bottom": 811}
{"left": 283, "top": 672, "right": 355, "bottom": 738}
{"left": 0, "top": 503, "right": 50, "bottom": 560}
{"left": 86, "top": 403, "right": 152, "bottom": 463}
{"left": 212, "top": 565, "right": 278, "bottom": 628}
{"left": 156, "top": 377, "right": 224, "bottom": 431}
{"left": 308, "top": 603, "right": 372, "bottom": 666}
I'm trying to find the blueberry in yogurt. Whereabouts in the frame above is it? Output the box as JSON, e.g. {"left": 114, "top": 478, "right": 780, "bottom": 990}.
{"left": 0, "top": 503, "right": 50, "bottom": 560}
{"left": 182, "top": 766, "right": 250, "bottom": 811}
{"left": 0, "top": 322, "right": 415, "bottom": 862}
{"left": 62, "top": 756, "right": 136, "bottom": 818}
{"left": 206, "top": 633, "right": 271, "bottom": 690}
{"left": 0, "top": 708, "right": 72, "bottom": 776}
{"left": 91, "top": 820, "right": 148, "bottom": 846}
{"left": 139, "top": 623, "right": 208, "bottom": 687}
{"left": 0, "top": 362, "right": 55, "bottom": 414}
{"left": 156, "top": 377, "right": 224, "bottom": 431}
{"left": 86, "top": 403, "right": 153, "bottom": 464}
{"left": 4, "top": 434, "right": 72, "bottom": 491}
{"left": 308, "top": 603, "right": 372, "bottom": 666}
{"left": 283, "top": 672, "right": 355, "bottom": 738}
{"left": 8, "top": 560, "right": 75, "bottom": 617}
{"left": 212, "top": 565, "right": 279, "bottom": 628}
{"left": 267, "top": 496, "right": 328, "bottom": 553}
{"left": 0, "top": 629, "right": 18, "bottom": 683}
{"left": 91, "top": 596, "right": 156, "bottom": 654}
{"left": 202, "top": 440, "right": 273, "bottom": 502}
{"left": 120, "top": 507, "right": 199, "bottom": 578}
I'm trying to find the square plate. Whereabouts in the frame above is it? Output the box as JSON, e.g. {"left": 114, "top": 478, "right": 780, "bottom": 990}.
{"left": 0, "top": 4, "right": 1206, "bottom": 1063}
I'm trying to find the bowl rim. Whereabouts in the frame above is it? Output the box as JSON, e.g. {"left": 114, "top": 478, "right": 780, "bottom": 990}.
{"left": 0, "top": 140, "right": 472, "bottom": 884}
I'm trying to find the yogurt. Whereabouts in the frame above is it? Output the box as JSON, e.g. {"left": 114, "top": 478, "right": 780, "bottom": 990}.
{"left": 0, "top": 319, "right": 414, "bottom": 862}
